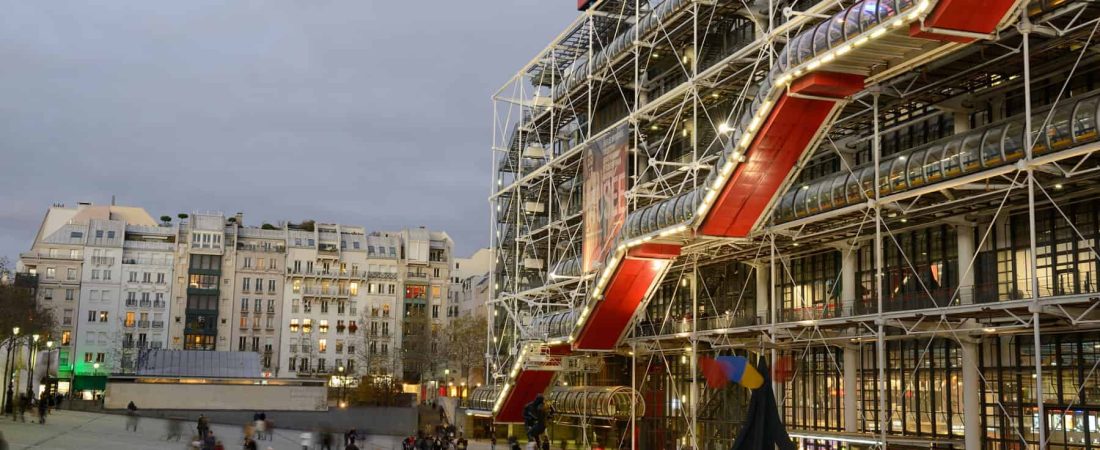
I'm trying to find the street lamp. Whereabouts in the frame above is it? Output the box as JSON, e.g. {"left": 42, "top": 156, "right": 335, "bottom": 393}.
{"left": 44, "top": 341, "right": 54, "bottom": 398}
{"left": 3, "top": 327, "right": 20, "bottom": 414}
{"left": 337, "top": 366, "right": 347, "bottom": 408}
{"left": 26, "top": 334, "right": 39, "bottom": 398}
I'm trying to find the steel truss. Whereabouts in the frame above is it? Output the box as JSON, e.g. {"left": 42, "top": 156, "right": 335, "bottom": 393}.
{"left": 487, "top": 0, "right": 1100, "bottom": 449}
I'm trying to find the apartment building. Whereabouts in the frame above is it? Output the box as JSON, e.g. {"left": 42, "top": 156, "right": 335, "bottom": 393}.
{"left": 450, "top": 248, "right": 491, "bottom": 319}
{"left": 19, "top": 204, "right": 460, "bottom": 391}
{"left": 170, "top": 212, "right": 232, "bottom": 352}
{"left": 17, "top": 203, "right": 173, "bottom": 389}
{"left": 399, "top": 228, "right": 453, "bottom": 382}
{"left": 230, "top": 226, "right": 285, "bottom": 373}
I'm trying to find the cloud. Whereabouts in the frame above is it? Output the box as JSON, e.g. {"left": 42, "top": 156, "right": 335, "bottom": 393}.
{"left": 0, "top": 0, "right": 576, "bottom": 259}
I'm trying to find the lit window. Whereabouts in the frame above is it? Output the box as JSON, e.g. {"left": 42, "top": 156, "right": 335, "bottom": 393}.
{"left": 289, "top": 319, "right": 299, "bottom": 332}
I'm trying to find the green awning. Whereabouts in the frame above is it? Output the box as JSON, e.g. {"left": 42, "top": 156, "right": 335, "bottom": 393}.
{"left": 72, "top": 375, "right": 107, "bottom": 391}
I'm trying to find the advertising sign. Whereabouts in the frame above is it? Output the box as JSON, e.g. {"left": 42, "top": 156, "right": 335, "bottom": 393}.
{"left": 582, "top": 125, "right": 629, "bottom": 273}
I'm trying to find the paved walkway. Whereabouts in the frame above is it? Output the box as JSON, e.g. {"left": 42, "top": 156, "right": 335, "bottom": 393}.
{"left": 0, "top": 410, "right": 498, "bottom": 450}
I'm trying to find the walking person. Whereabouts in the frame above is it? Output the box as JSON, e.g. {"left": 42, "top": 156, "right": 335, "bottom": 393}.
{"left": 125, "top": 400, "right": 139, "bottom": 431}
{"left": 243, "top": 436, "right": 258, "bottom": 450}
{"left": 36, "top": 392, "right": 47, "bottom": 424}
{"left": 198, "top": 414, "right": 210, "bottom": 438}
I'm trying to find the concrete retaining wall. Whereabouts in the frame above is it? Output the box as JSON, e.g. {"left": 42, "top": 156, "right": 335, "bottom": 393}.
{"left": 104, "top": 382, "right": 327, "bottom": 411}
{"left": 110, "top": 406, "right": 418, "bottom": 436}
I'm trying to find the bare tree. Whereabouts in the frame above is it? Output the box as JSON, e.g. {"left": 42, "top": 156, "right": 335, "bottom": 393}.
{"left": 442, "top": 315, "right": 488, "bottom": 384}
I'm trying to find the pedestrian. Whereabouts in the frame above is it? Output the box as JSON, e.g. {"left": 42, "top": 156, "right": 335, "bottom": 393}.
{"left": 345, "top": 428, "right": 357, "bottom": 447}
{"left": 299, "top": 431, "right": 312, "bottom": 450}
{"left": 264, "top": 419, "right": 275, "bottom": 441}
{"left": 36, "top": 392, "right": 47, "bottom": 424}
{"left": 214, "top": 439, "right": 225, "bottom": 450}
{"left": 126, "top": 400, "right": 139, "bottom": 431}
{"left": 507, "top": 436, "right": 520, "bottom": 450}
{"left": 243, "top": 436, "right": 258, "bottom": 450}
{"left": 489, "top": 434, "right": 497, "bottom": 450}
{"left": 198, "top": 414, "right": 210, "bottom": 438}
{"left": 346, "top": 442, "right": 359, "bottom": 450}
{"left": 203, "top": 433, "right": 217, "bottom": 450}
{"left": 455, "top": 433, "right": 468, "bottom": 450}
{"left": 321, "top": 430, "right": 333, "bottom": 450}
{"left": 254, "top": 415, "right": 266, "bottom": 441}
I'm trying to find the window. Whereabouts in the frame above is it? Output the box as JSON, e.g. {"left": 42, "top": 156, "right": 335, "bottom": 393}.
{"left": 267, "top": 299, "right": 275, "bottom": 313}
{"left": 67, "top": 268, "right": 76, "bottom": 280}
{"left": 321, "top": 300, "right": 329, "bottom": 314}
{"left": 383, "top": 304, "right": 390, "bottom": 317}
{"left": 96, "top": 230, "right": 104, "bottom": 239}
{"left": 88, "top": 311, "right": 96, "bottom": 322}
{"left": 289, "top": 319, "right": 299, "bottom": 332}
{"left": 46, "top": 267, "right": 56, "bottom": 279}
{"left": 61, "top": 331, "right": 71, "bottom": 346}
{"left": 388, "top": 284, "right": 396, "bottom": 295}
{"left": 432, "top": 305, "right": 439, "bottom": 318}
{"left": 103, "top": 270, "right": 111, "bottom": 281}
{"left": 433, "top": 268, "right": 440, "bottom": 278}
{"left": 318, "top": 339, "right": 327, "bottom": 353}
{"left": 125, "top": 312, "right": 135, "bottom": 327}
{"left": 319, "top": 320, "right": 329, "bottom": 333}
{"left": 84, "top": 353, "right": 93, "bottom": 363}
{"left": 317, "top": 358, "right": 326, "bottom": 372}
{"left": 241, "top": 298, "right": 249, "bottom": 312}
{"left": 157, "top": 273, "right": 165, "bottom": 284}
{"left": 353, "top": 242, "right": 360, "bottom": 249}
{"left": 244, "top": 257, "right": 252, "bottom": 268}
{"left": 266, "top": 316, "right": 274, "bottom": 329}
{"left": 43, "top": 289, "right": 53, "bottom": 300}
{"left": 268, "top": 280, "right": 276, "bottom": 292}
{"left": 289, "top": 357, "right": 297, "bottom": 371}
{"left": 269, "top": 258, "right": 277, "bottom": 270}
{"left": 293, "top": 279, "right": 301, "bottom": 293}
{"left": 302, "top": 319, "right": 312, "bottom": 333}
{"left": 292, "top": 299, "right": 300, "bottom": 313}
{"left": 142, "top": 272, "right": 151, "bottom": 283}
{"left": 107, "top": 231, "right": 115, "bottom": 239}
{"left": 129, "top": 272, "right": 137, "bottom": 282}
{"left": 254, "top": 299, "right": 262, "bottom": 312}
{"left": 431, "top": 285, "right": 441, "bottom": 299}
{"left": 349, "top": 283, "right": 359, "bottom": 296}
{"left": 242, "top": 278, "right": 251, "bottom": 291}
{"left": 189, "top": 274, "right": 218, "bottom": 290}
{"left": 91, "top": 269, "right": 99, "bottom": 280}
{"left": 96, "top": 353, "right": 105, "bottom": 362}
{"left": 70, "top": 249, "right": 80, "bottom": 258}
{"left": 238, "top": 336, "right": 246, "bottom": 351}
{"left": 255, "top": 278, "right": 263, "bottom": 292}
{"left": 240, "top": 316, "right": 248, "bottom": 328}
{"left": 99, "top": 311, "right": 108, "bottom": 322}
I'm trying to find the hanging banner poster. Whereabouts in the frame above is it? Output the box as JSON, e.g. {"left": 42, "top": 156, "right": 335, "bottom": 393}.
{"left": 582, "top": 125, "right": 629, "bottom": 273}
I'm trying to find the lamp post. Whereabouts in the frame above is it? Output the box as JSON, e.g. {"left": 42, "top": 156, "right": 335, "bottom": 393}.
{"left": 338, "top": 366, "right": 346, "bottom": 408}
{"left": 3, "top": 327, "right": 19, "bottom": 414}
{"left": 44, "top": 341, "right": 54, "bottom": 398}
{"left": 25, "top": 334, "right": 39, "bottom": 398}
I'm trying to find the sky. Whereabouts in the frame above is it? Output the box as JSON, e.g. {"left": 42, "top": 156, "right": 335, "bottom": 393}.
{"left": 0, "top": 0, "right": 577, "bottom": 262}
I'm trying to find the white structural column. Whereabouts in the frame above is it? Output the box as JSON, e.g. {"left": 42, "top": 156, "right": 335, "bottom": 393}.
{"left": 957, "top": 225, "right": 976, "bottom": 304}
{"left": 843, "top": 345, "right": 859, "bottom": 433}
{"left": 961, "top": 339, "right": 982, "bottom": 450}
{"left": 841, "top": 248, "right": 856, "bottom": 314}
{"left": 755, "top": 262, "right": 770, "bottom": 323}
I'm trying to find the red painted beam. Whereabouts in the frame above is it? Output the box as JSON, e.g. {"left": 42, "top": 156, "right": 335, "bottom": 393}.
{"left": 627, "top": 243, "right": 682, "bottom": 259}
{"left": 910, "top": 0, "right": 1016, "bottom": 42}
{"left": 496, "top": 370, "right": 556, "bottom": 423}
{"left": 789, "top": 72, "right": 865, "bottom": 99}
{"left": 574, "top": 258, "right": 670, "bottom": 350}
{"left": 698, "top": 93, "right": 838, "bottom": 237}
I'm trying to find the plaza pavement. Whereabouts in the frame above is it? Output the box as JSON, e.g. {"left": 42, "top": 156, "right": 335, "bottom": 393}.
{"left": 0, "top": 409, "right": 497, "bottom": 450}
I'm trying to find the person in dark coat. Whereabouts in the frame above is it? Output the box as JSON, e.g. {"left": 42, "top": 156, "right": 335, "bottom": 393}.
{"left": 126, "top": 401, "right": 139, "bottom": 431}
{"left": 36, "top": 392, "right": 47, "bottom": 424}
{"left": 522, "top": 394, "right": 547, "bottom": 447}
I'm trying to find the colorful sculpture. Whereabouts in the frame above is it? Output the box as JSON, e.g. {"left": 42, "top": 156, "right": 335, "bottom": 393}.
{"left": 701, "top": 356, "right": 795, "bottom": 450}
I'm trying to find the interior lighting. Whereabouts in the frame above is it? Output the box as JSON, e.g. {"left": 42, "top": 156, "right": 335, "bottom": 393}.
{"left": 718, "top": 122, "right": 733, "bottom": 134}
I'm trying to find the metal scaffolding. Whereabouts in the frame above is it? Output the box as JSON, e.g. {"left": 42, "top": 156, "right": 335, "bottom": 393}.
{"left": 482, "top": 0, "right": 1100, "bottom": 449}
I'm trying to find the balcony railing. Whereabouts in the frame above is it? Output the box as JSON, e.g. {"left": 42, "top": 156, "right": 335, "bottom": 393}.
{"left": 139, "top": 300, "right": 152, "bottom": 308}
{"left": 153, "top": 301, "right": 166, "bottom": 308}
{"left": 138, "top": 320, "right": 150, "bottom": 328}
{"left": 125, "top": 299, "right": 138, "bottom": 307}
{"left": 151, "top": 320, "right": 164, "bottom": 329}
{"left": 91, "top": 256, "right": 115, "bottom": 266}
{"left": 19, "top": 251, "right": 82, "bottom": 261}
{"left": 123, "top": 322, "right": 135, "bottom": 328}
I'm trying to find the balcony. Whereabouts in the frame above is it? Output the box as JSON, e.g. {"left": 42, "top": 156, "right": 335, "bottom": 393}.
{"left": 20, "top": 251, "right": 82, "bottom": 261}
{"left": 91, "top": 256, "right": 115, "bottom": 266}
{"left": 406, "top": 272, "right": 429, "bottom": 282}
{"left": 123, "top": 341, "right": 135, "bottom": 349}
{"left": 125, "top": 299, "right": 138, "bottom": 307}
{"left": 123, "top": 322, "right": 136, "bottom": 329}
{"left": 138, "top": 320, "right": 150, "bottom": 328}
{"left": 151, "top": 321, "right": 164, "bottom": 329}
{"left": 153, "top": 301, "right": 166, "bottom": 309}
{"left": 139, "top": 300, "right": 152, "bottom": 308}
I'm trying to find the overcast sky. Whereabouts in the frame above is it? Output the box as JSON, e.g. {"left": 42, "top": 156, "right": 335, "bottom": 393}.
{"left": 0, "top": 0, "right": 576, "bottom": 261}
